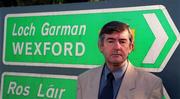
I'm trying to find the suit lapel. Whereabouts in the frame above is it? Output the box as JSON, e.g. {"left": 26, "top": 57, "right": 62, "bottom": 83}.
{"left": 116, "top": 62, "right": 137, "bottom": 99}
{"left": 88, "top": 67, "right": 103, "bottom": 99}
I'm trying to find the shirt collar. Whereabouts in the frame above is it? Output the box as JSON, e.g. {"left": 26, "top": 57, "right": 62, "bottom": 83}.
{"left": 104, "top": 60, "right": 128, "bottom": 81}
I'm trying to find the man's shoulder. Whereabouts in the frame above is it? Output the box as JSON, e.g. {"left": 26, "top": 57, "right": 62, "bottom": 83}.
{"left": 134, "top": 67, "right": 162, "bottom": 83}
{"left": 78, "top": 66, "right": 103, "bottom": 80}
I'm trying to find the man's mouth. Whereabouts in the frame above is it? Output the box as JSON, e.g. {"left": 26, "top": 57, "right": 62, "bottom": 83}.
{"left": 112, "top": 54, "right": 121, "bottom": 56}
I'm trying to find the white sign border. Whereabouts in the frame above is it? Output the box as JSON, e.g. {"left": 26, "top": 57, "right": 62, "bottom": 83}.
{"left": 3, "top": 5, "right": 180, "bottom": 72}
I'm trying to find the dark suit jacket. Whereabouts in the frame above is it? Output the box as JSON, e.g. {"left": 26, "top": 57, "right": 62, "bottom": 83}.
{"left": 77, "top": 62, "right": 163, "bottom": 99}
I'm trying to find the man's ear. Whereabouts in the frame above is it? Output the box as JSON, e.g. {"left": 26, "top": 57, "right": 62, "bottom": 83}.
{"left": 129, "top": 42, "right": 134, "bottom": 53}
{"left": 98, "top": 41, "right": 103, "bottom": 52}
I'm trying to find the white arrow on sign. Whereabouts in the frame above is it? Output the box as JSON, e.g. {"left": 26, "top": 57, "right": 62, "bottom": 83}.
{"left": 143, "top": 13, "right": 168, "bottom": 64}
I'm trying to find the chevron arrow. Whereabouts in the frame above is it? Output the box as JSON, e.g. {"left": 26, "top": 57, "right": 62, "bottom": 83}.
{"left": 143, "top": 13, "right": 168, "bottom": 64}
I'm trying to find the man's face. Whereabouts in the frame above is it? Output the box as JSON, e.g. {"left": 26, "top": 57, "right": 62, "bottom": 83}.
{"left": 99, "top": 30, "right": 134, "bottom": 67}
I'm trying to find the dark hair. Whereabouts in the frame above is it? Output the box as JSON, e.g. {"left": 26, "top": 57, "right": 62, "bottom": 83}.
{"left": 99, "top": 21, "right": 134, "bottom": 43}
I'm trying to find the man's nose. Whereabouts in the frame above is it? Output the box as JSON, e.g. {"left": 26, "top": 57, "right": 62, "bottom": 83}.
{"left": 113, "top": 41, "right": 122, "bottom": 49}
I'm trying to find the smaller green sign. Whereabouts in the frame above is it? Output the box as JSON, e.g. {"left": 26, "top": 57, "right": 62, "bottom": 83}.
{"left": 1, "top": 72, "right": 77, "bottom": 99}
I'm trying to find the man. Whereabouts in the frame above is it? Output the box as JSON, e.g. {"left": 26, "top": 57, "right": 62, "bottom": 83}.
{"left": 77, "top": 21, "right": 163, "bottom": 99}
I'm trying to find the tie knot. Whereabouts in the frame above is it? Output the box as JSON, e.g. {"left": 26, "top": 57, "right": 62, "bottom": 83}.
{"left": 107, "top": 72, "right": 114, "bottom": 81}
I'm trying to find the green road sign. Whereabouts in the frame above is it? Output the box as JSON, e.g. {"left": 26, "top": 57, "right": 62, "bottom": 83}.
{"left": 1, "top": 72, "right": 77, "bottom": 99}
{"left": 3, "top": 5, "right": 180, "bottom": 71}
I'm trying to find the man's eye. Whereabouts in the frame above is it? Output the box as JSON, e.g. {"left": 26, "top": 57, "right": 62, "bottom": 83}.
{"left": 108, "top": 40, "right": 114, "bottom": 43}
{"left": 119, "top": 40, "right": 126, "bottom": 44}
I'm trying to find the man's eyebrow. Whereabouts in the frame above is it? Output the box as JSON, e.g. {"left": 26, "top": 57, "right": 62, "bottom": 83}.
{"left": 119, "top": 38, "right": 128, "bottom": 41}
{"left": 106, "top": 38, "right": 128, "bottom": 41}
{"left": 106, "top": 38, "right": 115, "bottom": 40}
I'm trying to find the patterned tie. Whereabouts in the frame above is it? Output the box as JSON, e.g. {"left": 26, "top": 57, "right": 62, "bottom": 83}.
{"left": 99, "top": 72, "right": 114, "bottom": 99}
